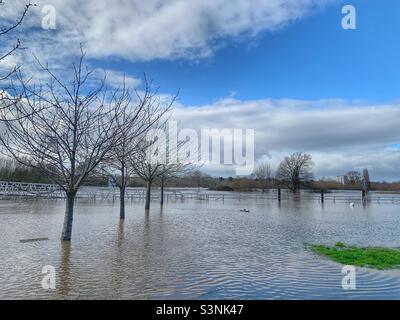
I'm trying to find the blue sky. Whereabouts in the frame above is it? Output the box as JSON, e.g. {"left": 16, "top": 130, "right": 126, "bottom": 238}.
{"left": 1, "top": 0, "right": 400, "bottom": 180}
{"left": 92, "top": 0, "right": 400, "bottom": 106}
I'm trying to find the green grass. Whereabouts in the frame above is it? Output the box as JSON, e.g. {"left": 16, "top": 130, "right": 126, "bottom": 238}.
{"left": 310, "top": 242, "right": 400, "bottom": 270}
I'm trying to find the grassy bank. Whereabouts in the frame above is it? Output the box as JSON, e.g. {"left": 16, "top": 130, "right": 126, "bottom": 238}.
{"left": 310, "top": 242, "right": 400, "bottom": 270}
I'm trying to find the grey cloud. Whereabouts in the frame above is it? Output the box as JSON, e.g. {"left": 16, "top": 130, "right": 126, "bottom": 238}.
{"left": 172, "top": 98, "right": 400, "bottom": 181}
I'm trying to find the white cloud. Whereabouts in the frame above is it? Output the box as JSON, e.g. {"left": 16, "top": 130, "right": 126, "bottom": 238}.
{"left": 1, "top": 0, "right": 333, "bottom": 63}
{"left": 0, "top": 0, "right": 334, "bottom": 91}
{"left": 93, "top": 69, "right": 141, "bottom": 89}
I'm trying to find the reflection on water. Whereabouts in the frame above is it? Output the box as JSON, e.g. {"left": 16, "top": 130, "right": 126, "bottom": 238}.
{"left": 58, "top": 242, "right": 71, "bottom": 298}
{"left": 0, "top": 194, "right": 400, "bottom": 300}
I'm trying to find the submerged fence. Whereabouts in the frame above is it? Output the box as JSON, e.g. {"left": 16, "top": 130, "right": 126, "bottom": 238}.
{"left": 0, "top": 180, "right": 400, "bottom": 204}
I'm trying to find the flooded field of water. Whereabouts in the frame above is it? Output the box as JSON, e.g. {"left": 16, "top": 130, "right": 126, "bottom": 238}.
{"left": 1, "top": 191, "right": 400, "bottom": 300}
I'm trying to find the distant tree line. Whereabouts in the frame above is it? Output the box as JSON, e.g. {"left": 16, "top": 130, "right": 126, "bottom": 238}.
{"left": 0, "top": 158, "right": 51, "bottom": 183}
{"left": 2, "top": 153, "right": 398, "bottom": 193}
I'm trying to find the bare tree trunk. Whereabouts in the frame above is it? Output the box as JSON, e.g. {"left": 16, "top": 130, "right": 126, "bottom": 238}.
{"left": 119, "top": 186, "right": 125, "bottom": 220}
{"left": 120, "top": 162, "right": 126, "bottom": 219}
{"left": 160, "top": 177, "right": 165, "bottom": 206}
{"left": 145, "top": 181, "right": 152, "bottom": 210}
{"left": 61, "top": 191, "right": 76, "bottom": 241}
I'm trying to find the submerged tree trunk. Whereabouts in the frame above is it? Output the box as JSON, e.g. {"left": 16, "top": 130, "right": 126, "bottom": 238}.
{"left": 160, "top": 177, "right": 165, "bottom": 206}
{"left": 145, "top": 180, "right": 152, "bottom": 210}
{"left": 61, "top": 191, "right": 76, "bottom": 241}
{"left": 119, "top": 186, "right": 125, "bottom": 219}
{"left": 119, "top": 163, "right": 126, "bottom": 219}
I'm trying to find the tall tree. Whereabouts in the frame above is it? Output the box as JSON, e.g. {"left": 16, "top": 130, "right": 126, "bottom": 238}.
{"left": 362, "top": 168, "right": 371, "bottom": 194}
{"left": 254, "top": 162, "right": 273, "bottom": 190}
{"left": 157, "top": 130, "right": 197, "bottom": 206}
{"left": 0, "top": 49, "right": 130, "bottom": 241}
{"left": 346, "top": 171, "right": 361, "bottom": 186}
{"left": 190, "top": 170, "right": 204, "bottom": 191}
{"left": 129, "top": 122, "right": 189, "bottom": 210}
{"left": 158, "top": 156, "right": 195, "bottom": 206}
{"left": 101, "top": 78, "right": 174, "bottom": 219}
{"left": 276, "top": 152, "right": 314, "bottom": 192}
{"left": 130, "top": 137, "right": 164, "bottom": 211}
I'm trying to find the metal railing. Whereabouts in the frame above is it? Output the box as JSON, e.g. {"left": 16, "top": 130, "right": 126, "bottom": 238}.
{"left": 1, "top": 181, "right": 399, "bottom": 204}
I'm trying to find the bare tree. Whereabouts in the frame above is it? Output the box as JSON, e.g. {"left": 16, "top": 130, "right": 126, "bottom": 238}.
{"left": 100, "top": 78, "right": 173, "bottom": 219}
{"left": 129, "top": 121, "right": 192, "bottom": 210}
{"left": 0, "top": 49, "right": 130, "bottom": 241}
{"left": 276, "top": 152, "right": 314, "bottom": 192}
{"left": 129, "top": 137, "right": 164, "bottom": 210}
{"left": 0, "top": 1, "right": 34, "bottom": 80}
{"left": 157, "top": 129, "right": 198, "bottom": 206}
{"left": 254, "top": 162, "right": 273, "bottom": 190}
{"left": 158, "top": 165, "right": 189, "bottom": 206}
{"left": 158, "top": 157, "right": 195, "bottom": 206}
{"left": 191, "top": 170, "right": 203, "bottom": 191}
{"left": 346, "top": 171, "right": 361, "bottom": 186}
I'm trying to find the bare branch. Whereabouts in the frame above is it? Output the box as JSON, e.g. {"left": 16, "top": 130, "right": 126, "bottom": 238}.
{"left": 0, "top": 1, "right": 35, "bottom": 80}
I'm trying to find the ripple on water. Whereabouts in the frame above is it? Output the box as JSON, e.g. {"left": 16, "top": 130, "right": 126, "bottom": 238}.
{"left": 0, "top": 198, "right": 400, "bottom": 299}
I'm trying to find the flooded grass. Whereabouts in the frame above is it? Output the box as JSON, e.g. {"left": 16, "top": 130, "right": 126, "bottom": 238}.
{"left": 311, "top": 242, "right": 400, "bottom": 270}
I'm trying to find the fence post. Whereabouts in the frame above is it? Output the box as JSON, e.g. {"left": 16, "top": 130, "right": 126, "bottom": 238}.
{"left": 321, "top": 190, "right": 324, "bottom": 204}
{"left": 278, "top": 188, "right": 281, "bottom": 203}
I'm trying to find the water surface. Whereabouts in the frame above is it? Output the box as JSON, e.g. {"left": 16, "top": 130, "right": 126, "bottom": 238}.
{"left": 1, "top": 192, "right": 400, "bottom": 299}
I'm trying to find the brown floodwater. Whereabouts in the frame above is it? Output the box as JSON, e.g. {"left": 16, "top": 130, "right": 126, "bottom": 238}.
{"left": 1, "top": 192, "right": 400, "bottom": 299}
